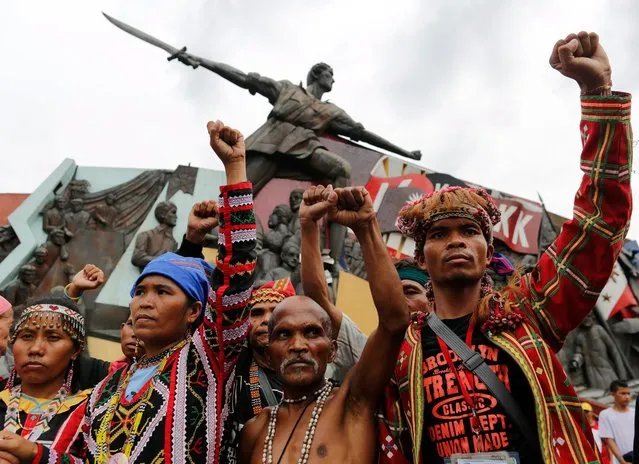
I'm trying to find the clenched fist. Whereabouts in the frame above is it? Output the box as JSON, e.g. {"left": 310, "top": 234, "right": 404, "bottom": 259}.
{"left": 327, "top": 187, "right": 376, "bottom": 230}
{"left": 186, "top": 200, "right": 219, "bottom": 245}
{"left": 300, "top": 185, "right": 338, "bottom": 225}
{"left": 67, "top": 264, "right": 106, "bottom": 299}
{"left": 549, "top": 31, "right": 611, "bottom": 95}
{"left": 207, "top": 121, "right": 245, "bottom": 166}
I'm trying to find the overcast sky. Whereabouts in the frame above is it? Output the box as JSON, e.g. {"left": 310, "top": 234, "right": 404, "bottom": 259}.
{"left": 1, "top": 0, "right": 638, "bottom": 237}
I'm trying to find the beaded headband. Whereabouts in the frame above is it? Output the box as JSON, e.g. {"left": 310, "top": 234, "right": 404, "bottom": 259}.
{"left": 248, "top": 278, "right": 296, "bottom": 307}
{"left": 11, "top": 304, "right": 85, "bottom": 349}
{"left": 396, "top": 186, "right": 501, "bottom": 260}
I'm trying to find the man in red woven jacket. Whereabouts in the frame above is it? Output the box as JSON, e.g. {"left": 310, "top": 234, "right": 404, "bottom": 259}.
{"left": 379, "top": 31, "right": 632, "bottom": 464}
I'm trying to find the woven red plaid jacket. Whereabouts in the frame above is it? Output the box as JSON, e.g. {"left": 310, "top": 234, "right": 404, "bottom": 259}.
{"left": 378, "top": 92, "right": 633, "bottom": 464}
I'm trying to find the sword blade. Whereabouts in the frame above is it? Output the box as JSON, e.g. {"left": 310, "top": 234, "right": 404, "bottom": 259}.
{"left": 102, "top": 12, "right": 181, "bottom": 56}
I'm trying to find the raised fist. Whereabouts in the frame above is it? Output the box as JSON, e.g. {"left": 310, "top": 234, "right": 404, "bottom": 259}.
{"left": 186, "top": 200, "right": 219, "bottom": 245}
{"left": 328, "top": 187, "right": 376, "bottom": 229}
{"left": 549, "top": 32, "right": 611, "bottom": 94}
{"left": 300, "top": 185, "right": 338, "bottom": 225}
{"left": 68, "top": 264, "right": 105, "bottom": 298}
{"left": 207, "top": 121, "right": 245, "bottom": 166}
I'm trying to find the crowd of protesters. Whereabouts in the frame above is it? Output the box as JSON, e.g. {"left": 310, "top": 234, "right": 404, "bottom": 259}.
{"left": 0, "top": 30, "right": 635, "bottom": 464}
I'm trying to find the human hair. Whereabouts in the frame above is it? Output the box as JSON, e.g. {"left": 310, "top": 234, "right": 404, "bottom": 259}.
{"left": 154, "top": 201, "right": 177, "bottom": 222}
{"left": 394, "top": 258, "right": 423, "bottom": 273}
{"left": 610, "top": 380, "right": 629, "bottom": 392}
{"left": 14, "top": 296, "right": 86, "bottom": 392}
{"left": 306, "top": 62, "right": 332, "bottom": 86}
{"left": 18, "top": 296, "right": 85, "bottom": 348}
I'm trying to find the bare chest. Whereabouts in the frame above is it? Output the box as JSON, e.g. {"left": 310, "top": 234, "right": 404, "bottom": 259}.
{"left": 251, "top": 399, "right": 375, "bottom": 464}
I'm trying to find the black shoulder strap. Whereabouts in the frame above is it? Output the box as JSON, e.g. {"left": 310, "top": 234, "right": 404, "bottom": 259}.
{"left": 257, "top": 367, "right": 279, "bottom": 407}
{"left": 426, "top": 311, "right": 538, "bottom": 448}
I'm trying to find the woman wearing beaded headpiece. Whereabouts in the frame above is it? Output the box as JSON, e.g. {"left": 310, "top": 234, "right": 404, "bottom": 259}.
{"left": 0, "top": 295, "right": 89, "bottom": 455}
{"left": 0, "top": 121, "right": 257, "bottom": 464}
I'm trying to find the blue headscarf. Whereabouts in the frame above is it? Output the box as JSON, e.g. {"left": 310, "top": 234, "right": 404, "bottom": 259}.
{"left": 131, "top": 252, "right": 213, "bottom": 308}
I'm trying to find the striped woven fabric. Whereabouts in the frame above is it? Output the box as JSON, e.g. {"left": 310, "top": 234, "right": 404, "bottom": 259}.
{"left": 378, "top": 92, "right": 633, "bottom": 464}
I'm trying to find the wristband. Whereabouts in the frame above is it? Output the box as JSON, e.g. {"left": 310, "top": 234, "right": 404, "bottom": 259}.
{"left": 64, "top": 284, "right": 82, "bottom": 301}
{"left": 581, "top": 82, "right": 612, "bottom": 96}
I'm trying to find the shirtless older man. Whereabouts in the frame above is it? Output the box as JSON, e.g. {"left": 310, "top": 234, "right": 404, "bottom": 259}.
{"left": 240, "top": 185, "right": 409, "bottom": 463}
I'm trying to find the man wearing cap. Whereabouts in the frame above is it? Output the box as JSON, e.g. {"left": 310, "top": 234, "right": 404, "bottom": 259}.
{"left": 378, "top": 32, "right": 632, "bottom": 464}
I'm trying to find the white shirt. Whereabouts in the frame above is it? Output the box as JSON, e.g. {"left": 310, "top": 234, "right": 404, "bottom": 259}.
{"left": 599, "top": 406, "right": 635, "bottom": 463}
{"left": 325, "top": 313, "right": 368, "bottom": 382}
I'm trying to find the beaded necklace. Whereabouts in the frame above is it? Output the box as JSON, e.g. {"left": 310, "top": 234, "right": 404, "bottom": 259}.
{"left": 262, "top": 380, "right": 333, "bottom": 464}
{"left": 4, "top": 384, "right": 70, "bottom": 441}
{"left": 94, "top": 338, "right": 189, "bottom": 464}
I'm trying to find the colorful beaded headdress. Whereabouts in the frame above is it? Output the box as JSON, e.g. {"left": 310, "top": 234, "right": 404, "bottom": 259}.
{"left": 396, "top": 186, "right": 501, "bottom": 260}
{"left": 0, "top": 296, "right": 11, "bottom": 315}
{"left": 248, "top": 278, "right": 296, "bottom": 307}
{"left": 11, "top": 303, "right": 85, "bottom": 350}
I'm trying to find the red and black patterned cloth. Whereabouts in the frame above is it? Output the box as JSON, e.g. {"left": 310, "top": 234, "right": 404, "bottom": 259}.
{"left": 378, "top": 93, "right": 633, "bottom": 464}
{"left": 36, "top": 182, "right": 257, "bottom": 463}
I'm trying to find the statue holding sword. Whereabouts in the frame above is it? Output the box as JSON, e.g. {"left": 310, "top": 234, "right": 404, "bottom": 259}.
{"left": 103, "top": 13, "right": 422, "bottom": 263}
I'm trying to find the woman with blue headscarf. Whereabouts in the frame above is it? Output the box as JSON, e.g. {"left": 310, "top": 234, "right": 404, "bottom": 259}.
{"left": 0, "top": 121, "right": 257, "bottom": 464}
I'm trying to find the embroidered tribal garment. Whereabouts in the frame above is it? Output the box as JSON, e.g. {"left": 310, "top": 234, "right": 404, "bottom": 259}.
{"left": 378, "top": 93, "right": 633, "bottom": 464}
{"left": 0, "top": 387, "right": 90, "bottom": 455}
{"left": 35, "top": 182, "right": 257, "bottom": 463}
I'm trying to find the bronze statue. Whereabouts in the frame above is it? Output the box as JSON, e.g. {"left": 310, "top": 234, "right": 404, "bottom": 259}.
{"left": 287, "top": 188, "right": 304, "bottom": 239}
{"left": 29, "top": 246, "right": 50, "bottom": 286}
{"left": 255, "top": 205, "right": 292, "bottom": 281}
{"left": 64, "top": 198, "right": 91, "bottom": 234}
{"left": 93, "top": 193, "right": 119, "bottom": 230}
{"left": 261, "top": 240, "right": 301, "bottom": 284}
{"left": 1, "top": 264, "right": 36, "bottom": 307}
{"left": 569, "top": 312, "right": 628, "bottom": 390}
{"left": 0, "top": 226, "right": 19, "bottom": 264}
{"left": 131, "top": 201, "right": 178, "bottom": 270}
{"left": 43, "top": 194, "right": 67, "bottom": 234}
{"left": 102, "top": 13, "right": 422, "bottom": 265}
{"left": 45, "top": 227, "right": 71, "bottom": 265}
{"left": 343, "top": 235, "right": 367, "bottom": 279}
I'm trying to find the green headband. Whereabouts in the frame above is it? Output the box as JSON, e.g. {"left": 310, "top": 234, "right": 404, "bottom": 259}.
{"left": 397, "top": 268, "right": 429, "bottom": 286}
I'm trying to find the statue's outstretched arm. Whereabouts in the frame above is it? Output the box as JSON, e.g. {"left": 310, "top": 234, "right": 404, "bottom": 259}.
{"left": 177, "top": 52, "right": 280, "bottom": 103}
{"left": 330, "top": 116, "right": 422, "bottom": 161}
{"left": 358, "top": 129, "right": 422, "bottom": 161}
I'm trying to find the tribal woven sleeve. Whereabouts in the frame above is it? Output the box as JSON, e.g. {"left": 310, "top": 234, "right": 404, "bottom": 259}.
{"left": 202, "top": 182, "right": 257, "bottom": 373}
{"left": 519, "top": 92, "right": 633, "bottom": 350}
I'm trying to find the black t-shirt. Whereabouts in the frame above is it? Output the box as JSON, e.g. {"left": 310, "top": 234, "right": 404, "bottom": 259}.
{"left": 221, "top": 348, "right": 283, "bottom": 463}
{"left": 420, "top": 314, "right": 540, "bottom": 463}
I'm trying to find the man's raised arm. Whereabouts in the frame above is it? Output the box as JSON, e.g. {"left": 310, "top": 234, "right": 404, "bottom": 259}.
{"left": 299, "top": 185, "right": 344, "bottom": 335}
{"left": 327, "top": 187, "right": 410, "bottom": 410}
{"left": 520, "top": 32, "right": 632, "bottom": 349}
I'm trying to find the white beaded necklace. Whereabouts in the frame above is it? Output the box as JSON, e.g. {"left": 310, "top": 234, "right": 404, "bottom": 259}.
{"left": 262, "top": 380, "right": 333, "bottom": 464}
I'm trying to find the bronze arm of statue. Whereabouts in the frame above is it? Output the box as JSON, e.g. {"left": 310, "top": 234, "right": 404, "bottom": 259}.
{"left": 330, "top": 117, "right": 422, "bottom": 160}
{"left": 176, "top": 53, "right": 280, "bottom": 103}
{"left": 173, "top": 51, "right": 421, "bottom": 161}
